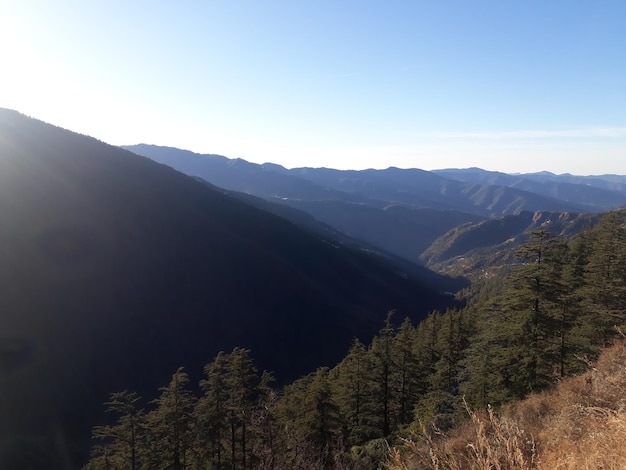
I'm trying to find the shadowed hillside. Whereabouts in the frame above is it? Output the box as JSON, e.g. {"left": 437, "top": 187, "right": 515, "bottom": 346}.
{"left": 0, "top": 109, "right": 453, "bottom": 467}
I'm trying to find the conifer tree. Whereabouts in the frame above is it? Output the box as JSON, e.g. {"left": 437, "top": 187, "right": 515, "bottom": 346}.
{"left": 561, "top": 230, "right": 598, "bottom": 368}
{"left": 459, "top": 301, "right": 517, "bottom": 409}
{"left": 249, "top": 371, "right": 279, "bottom": 470}
{"left": 582, "top": 210, "right": 626, "bottom": 341}
{"left": 223, "top": 347, "right": 265, "bottom": 469}
{"left": 369, "top": 312, "right": 396, "bottom": 437}
{"left": 194, "top": 351, "right": 230, "bottom": 468}
{"left": 502, "top": 230, "right": 567, "bottom": 395}
{"left": 87, "top": 390, "right": 145, "bottom": 470}
{"left": 277, "top": 368, "right": 342, "bottom": 468}
{"left": 458, "top": 232, "right": 571, "bottom": 409}
{"left": 330, "top": 338, "right": 375, "bottom": 445}
{"left": 304, "top": 367, "right": 341, "bottom": 449}
{"left": 391, "top": 317, "right": 420, "bottom": 427}
{"left": 145, "top": 367, "right": 196, "bottom": 470}
{"left": 411, "top": 308, "right": 472, "bottom": 429}
{"left": 413, "top": 312, "right": 446, "bottom": 421}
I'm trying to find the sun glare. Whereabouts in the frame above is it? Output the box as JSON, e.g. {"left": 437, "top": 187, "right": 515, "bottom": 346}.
{"left": 0, "top": 15, "right": 50, "bottom": 105}
{"left": 0, "top": 11, "right": 93, "bottom": 132}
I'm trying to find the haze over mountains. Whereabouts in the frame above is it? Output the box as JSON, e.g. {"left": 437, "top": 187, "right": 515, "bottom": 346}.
{"left": 125, "top": 144, "right": 626, "bottom": 271}
{"left": 433, "top": 167, "right": 626, "bottom": 211}
{"left": 0, "top": 109, "right": 453, "bottom": 466}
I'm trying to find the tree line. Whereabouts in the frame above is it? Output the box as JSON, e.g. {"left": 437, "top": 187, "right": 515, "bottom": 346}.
{"left": 86, "top": 209, "right": 626, "bottom": 469}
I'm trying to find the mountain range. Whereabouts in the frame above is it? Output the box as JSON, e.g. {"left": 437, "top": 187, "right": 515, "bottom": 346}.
{"left": 126, "top": 144, "right": 626, "bottom": 216}
{"left": 1, "top": 108, "right": 624, "bottom": 467}
{"left": 124, "top": 144, "right": 626, "bottom": 271}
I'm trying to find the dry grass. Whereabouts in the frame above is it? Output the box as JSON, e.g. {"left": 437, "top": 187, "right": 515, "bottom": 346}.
{"left": 386, "top": 402, "right": 536, "bottom": 470}
{"left": 387, "top": 339, "right": 626, "bottom": 470}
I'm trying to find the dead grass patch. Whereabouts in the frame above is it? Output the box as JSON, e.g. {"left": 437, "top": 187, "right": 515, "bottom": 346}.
{"left": 387, "top": 340, "right": 626, "bottom": 470}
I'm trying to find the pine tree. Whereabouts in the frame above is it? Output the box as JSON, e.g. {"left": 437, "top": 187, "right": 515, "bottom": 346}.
{"left": 413, "top": 311, "right": 445, "bottom": 422}
{"left": 145, "top": 367, "right": 196, "bottom": 469}
{"left": 330, "top": 338, "right": 376, "bottom": 445}
{"left": 391, "top": 317, "right": 420, "bottom": 427}
{"left": 194, "top": 351, "right": 230, "bottom": 468}
{"left": 193, "top": 348, "right": 272, "bottom": 469}
{"left": 277, "top": 368, "right": 341, "bottom": 469}
{"left": 249, "top": 371, "right": 279, "bottom": 470}
{"left": 411, "top": 308, "right": 473, "bottom": 429}
{"left": 459, "top": 301, "right": 518, "bottom": 409}
{"left": 582, "top": 210, "right": 626, "bottom": 341}
{"left": 369, "top": 312, "right": 395, "bottom": 437}
{"left": 304, "top": 368, "right": 341, "bottom": 449}
{"left": 223, "top": 347, "right": 265, "bottom": 469}
{"left": 502, "top": 230, "right": 567, "bottom": 395}
{"left": 87, "top": 391, "right": 145, "bottom": 470}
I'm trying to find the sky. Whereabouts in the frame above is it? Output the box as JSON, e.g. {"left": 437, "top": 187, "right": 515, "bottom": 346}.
{"left": 1, "top": 0, "right": 625, "bottom": 175}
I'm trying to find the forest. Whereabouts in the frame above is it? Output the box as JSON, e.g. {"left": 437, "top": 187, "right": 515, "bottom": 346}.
{"left": 85, "top": 208, "right": 626, "bottom": 469}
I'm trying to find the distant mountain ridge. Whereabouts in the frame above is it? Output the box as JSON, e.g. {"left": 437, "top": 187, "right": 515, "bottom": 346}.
{"left": 124, "top": 145, "right": 625, "bottom": 269}
{"left": 126, "top": 145, "right": 626, "bottom": 215}
{"left": 126, "top": 144, "right": 602, "bottom": 216}
{"left": 433, "top": 167, "right": 626, "bottom": 211}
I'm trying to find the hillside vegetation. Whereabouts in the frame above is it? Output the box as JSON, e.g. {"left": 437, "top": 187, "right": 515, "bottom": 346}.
{"left": 387, "top": 336, "right": 626, "bottom": 469}
{"left": 85, "top": 209, "right": 626, "bottom": 469}
{"left": 420, "top": 210, "right": 598, "bottom": 270}
{"left": 2, "top": 110, "right": 626, "bottom": 468}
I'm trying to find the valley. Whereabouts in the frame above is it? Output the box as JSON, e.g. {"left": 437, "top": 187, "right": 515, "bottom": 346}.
{"left": 1, "top": 109, "right": 625, "bottom": 468}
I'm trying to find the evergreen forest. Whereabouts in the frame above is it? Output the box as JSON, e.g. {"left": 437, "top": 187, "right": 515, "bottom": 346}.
{"left": 85, "top": 208, "right": 626, "bottom": 469}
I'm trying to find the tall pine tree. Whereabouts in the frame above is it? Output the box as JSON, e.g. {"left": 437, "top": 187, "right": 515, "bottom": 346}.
{"left": 145, "top": 367, "right": 196, "bottom": 470}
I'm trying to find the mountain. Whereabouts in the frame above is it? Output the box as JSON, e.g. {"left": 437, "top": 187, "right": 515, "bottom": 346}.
{"left": 421, "top": 210, "right": 600, "bottom": 279}
{"left": 124, "top": 145, "right": 593, "bottom": 269}
{"left": 284, "top": 166, "right": 585, "bottom": 215}
{"left": 120, "top": 144, "right": 351, "bottom": 201}
{"left": 0, "top": 109, "right": 453, "bottom": 467}
{"left": 433, "top": 167, "right": 626, "bottom": 212}
{"left": 125, "top": 145, "right": 590, "bottom": 217}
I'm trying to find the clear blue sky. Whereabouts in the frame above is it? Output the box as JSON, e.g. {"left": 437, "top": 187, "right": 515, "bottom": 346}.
{"left": 1, "top": 0, "right": 625, "bottom": 174}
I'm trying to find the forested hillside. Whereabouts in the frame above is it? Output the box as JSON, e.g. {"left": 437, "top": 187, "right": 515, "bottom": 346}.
{"left": 86, "top": 209, "right": 626, "bottom": 469}
{"left": 422, "top": 210, "right": 600, "bottom": 280}
{"left": 0, "top": 109, "right": 454, "bottom": 468}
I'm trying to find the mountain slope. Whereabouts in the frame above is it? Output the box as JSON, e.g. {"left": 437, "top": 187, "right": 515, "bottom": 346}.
{"left": 0, "top": 109, "right": 452, "bottom": 467}
{"left": 421, "top": 210, "right": 600, "bottom": 279}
